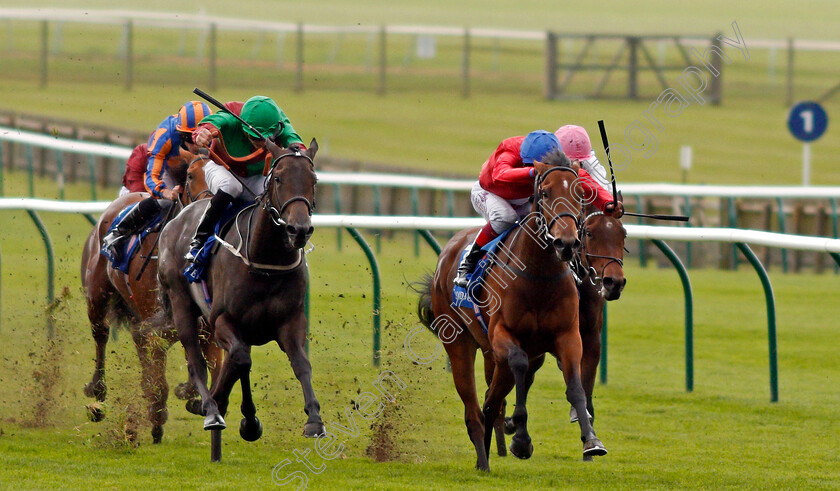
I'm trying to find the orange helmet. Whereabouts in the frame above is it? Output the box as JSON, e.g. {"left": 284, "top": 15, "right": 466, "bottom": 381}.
{"left": 175, "top": 101, "right": 212, "bottom": 133}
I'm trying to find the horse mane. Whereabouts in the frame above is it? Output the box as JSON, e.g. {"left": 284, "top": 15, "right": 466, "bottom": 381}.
{"left": 540, "top": 148, "right": 572, "bottom": 168}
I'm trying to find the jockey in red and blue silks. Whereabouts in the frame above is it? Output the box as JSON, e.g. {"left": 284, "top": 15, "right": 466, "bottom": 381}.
{"left": 102, "top": 102, "right": 211, "bottom": 260}
{"left": 453, "top": 129, "right": 624, "bottom": 288}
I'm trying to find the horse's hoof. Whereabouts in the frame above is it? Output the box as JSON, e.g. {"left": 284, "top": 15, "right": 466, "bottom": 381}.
{"left": 185, "top": 399, "right": 204, "bottom": 416}
{"left": 475, "top": 462, "right": 490, "bottom": 472}
{"left": 174, "top": 382, "right": 199, "bottom": 401}
{"left": 240, "top": 417, "right": 263, "bottom": 442}
{"left": 303, "top": 421, "right": 326, "bottom": 438}
{"left": 152, "top": 426, "right": 163, "bottom": 444}
{"left": 85, "top": 402, "right": 105, "bottom": 422}
{"left": 583, "top": 454, "right": 593, "bottom": 462}
{"left": 496, "top": 445, "right": 507, "bottom": 457}
{"left": 509, "top": 435, "right": 533, "bottom": 460}
{"left": 83, "top": 381, "right": 106, "bottom": 400}
{"left": 583, "top": 437, "right": 607, "bottom": 457}
{"left": 203, "top": 413, "right": 226, "bottom": 431}
{"left": 503, "top": 416, "right": 515, "bottom": 435}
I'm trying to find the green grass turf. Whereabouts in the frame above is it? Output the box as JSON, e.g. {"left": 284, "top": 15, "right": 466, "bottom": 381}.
{"left": 1, "top": 174, "right": 839, "bottom": 489}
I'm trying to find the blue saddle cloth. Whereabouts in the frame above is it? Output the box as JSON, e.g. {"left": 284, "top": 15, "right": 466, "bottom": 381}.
{"left": 184, "top": 199, "right": 255, "bottom": 283}
{"left": 451, "top": 225, "right": 516, "bottom": 332}
{"left": 100, "top": 203, "right": 165, "bottom": 274}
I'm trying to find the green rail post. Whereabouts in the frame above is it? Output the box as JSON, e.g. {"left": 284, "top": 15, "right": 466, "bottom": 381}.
{"left": 411, "top": 187, "right": 420, "bottom": 257}
{"left": 776, "top": 197, "right": 788, "bottom": 273}
{"left": 830, "top": 252, "right": 840, "bottom": 268}
{"left": 652, "top": 239, "right": 694, "bottom": 392}
{"left": 735, "top": 242, "right": 778, "bottom": 402}
{"left": 635, "top": 194, "right": 647, "bottom": 267}
{"left": 683, "top": 195, "right": 693, "bottom": 268}
{"left": 728, "top": 198, "right": 739, "bottom": 269}
{"left": 373, "top": 186, "right": 382, "bottom": 253}
{"left": 56, "top": 150, "right": 64, "bottom": 200}
{"left": 600, "top": 303, "right": 607, "bottom": 385}
{"left": 26, "top": 210, "right": 54, "bottom": 338}
{"left": 830, "top": 199, "right": 838, "bottom": 273}
{"left": 88, "top": 154, "right": 97, "bottom": 201}
{"left": 83, "top": 214, "right": 97, "bottom": 226}
{"left": 26, "top": 145, "right": 34, "bottom": 197}
{"left": 332, "top": 183, "right": 342, "bottom": 251}
{"left": 346, "top": 227, "right": 381, "bottom": 367}
{"left": 418, "top": 229, "right": 441, "bottom": 255}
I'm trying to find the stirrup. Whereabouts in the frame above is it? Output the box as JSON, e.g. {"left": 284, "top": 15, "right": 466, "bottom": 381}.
{"left": 184, "top": 239, "right": 204, "bottom": 263}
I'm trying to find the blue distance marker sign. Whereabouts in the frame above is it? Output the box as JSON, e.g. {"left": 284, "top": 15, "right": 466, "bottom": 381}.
{"left": 787, "top": 101, "right": 828, "bottom": 142}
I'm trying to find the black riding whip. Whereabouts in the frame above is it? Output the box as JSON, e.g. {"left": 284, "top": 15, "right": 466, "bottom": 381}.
{"left": 597, "top": 120, "right": 690, "bottom": 223}
{"left": 597, "top": 120, "right": 619, "bottom": 206}
{"left": 193, "top": 87, "right": 284, "bottom": 140}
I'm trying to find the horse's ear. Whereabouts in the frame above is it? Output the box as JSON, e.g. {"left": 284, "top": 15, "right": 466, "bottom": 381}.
{"left": 265, "top": 138, "right": 282, "bottom": 157}
{"left": 617, "top": 190, "right": 623, "bottom": 203}
{"left": 533, "top": 161, "right": 549, "bottom": 177}
{"left": 571, "top": 161, "right": 581, "bottom": 174}
{"left": 306, "top": 138, "right": 318, "bottom": 160}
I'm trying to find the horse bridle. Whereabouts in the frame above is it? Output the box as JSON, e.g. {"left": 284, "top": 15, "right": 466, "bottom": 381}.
{"left": 179, "top": 155, "right": 214, "bottom": 206}
{"left": 533, "top": 165, "right": 582, "bottom": 242}
{"left": 578, "top": 210, "right": 624, "bottom": 286}
{"left": 261, "top": 150, "right": 316, "bottom": 227}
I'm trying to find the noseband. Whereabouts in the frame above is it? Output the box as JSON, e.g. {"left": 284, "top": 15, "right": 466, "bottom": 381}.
{"left": 533, "top": 165, "right": 581, "bottom": 242}
{"left": 579, "top": 210, "right": 624, "bottom": 286}
{"left": 261, "top": 150, "right": 315, "bottom": 227}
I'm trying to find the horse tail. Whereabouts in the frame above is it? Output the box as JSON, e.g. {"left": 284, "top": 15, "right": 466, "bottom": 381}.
{"left": 410, "top": 272, "right": 435, "bottom": 330}
{"left": 105, "top": 293, "right": 134, "bottom": 328}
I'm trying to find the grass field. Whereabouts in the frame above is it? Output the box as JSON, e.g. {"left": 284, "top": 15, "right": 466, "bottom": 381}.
{"left": 1, "top": 174, "right": 840, "bottom": 489}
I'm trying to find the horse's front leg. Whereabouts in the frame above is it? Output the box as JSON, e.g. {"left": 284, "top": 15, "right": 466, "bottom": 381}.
{"left": 210, "top": 313, "right": 262, "bottom": 441}
{"left": 555, "top": 329, "right": 607, "bottom": 460}
{"left": 278, "top": 311, "right": 325, "bottom": 438}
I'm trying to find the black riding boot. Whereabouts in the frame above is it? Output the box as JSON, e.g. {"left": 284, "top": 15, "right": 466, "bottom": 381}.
{"left": 184, "top": 191, "right": 234, "bottom": 263}
{"left": 102, "top": 197, "right": 162, "bottom": 256}
{"left": 453, "top": 240, "right": 485, "bottom": 288}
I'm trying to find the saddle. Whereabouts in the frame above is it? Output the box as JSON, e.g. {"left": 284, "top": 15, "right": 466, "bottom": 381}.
{"left": 451, "top": 225, "right": 517, "bottom": 332}
{"left": 184, "top": 199, "right": 255, "bottom": 283}
{"left": 101, "top": 202, "right": 171, "bottom": 273}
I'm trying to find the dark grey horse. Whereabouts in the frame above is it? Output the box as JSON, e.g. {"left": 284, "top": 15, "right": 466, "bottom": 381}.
{"left": 157, "top": 139, "right": 325, "bottom": 442}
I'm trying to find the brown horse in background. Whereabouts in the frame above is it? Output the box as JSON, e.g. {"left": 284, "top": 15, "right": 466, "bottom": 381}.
{"left": 80, "top": 151, "right": 221, "bottom": 443}
{"left": 417, "top": 149, "right": 606, "bottom": 471}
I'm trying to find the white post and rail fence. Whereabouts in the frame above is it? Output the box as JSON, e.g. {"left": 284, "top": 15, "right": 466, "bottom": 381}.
{"left": 3, "top": 199, "right": 840, "bottom": 403}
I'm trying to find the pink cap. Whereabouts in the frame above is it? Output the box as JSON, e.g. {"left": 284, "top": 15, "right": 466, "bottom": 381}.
{"left": 554, "top": 125, "right": 592, "bottom": 161}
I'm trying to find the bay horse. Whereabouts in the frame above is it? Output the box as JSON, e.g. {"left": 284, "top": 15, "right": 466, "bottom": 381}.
{"left": 417, "top": 149, "right": 606, "bottom": 471}
{"left": 500, "top": 199, "right": 627, "bottom": 443}
{"left": 157, "top": 139, "right": 325, "bottom": 442}
{"left": 80, "top": 151, "right": 221, "bottom": 443}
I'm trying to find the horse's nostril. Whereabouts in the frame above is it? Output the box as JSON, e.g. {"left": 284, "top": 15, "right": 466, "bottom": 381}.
{"left": 621, "top": 278, "right": 627, "bottom": 287}
{"left": 306, "top": 226, "right": 314, "bottom": 236}
{"left": 286, "top": 225, "right": 297, "bottom": 236}
{"left": 603, "top": 277, "right": 615, "bottom": 287}
{"left": 573, "top": 238, "right": 581, "bottom": 249}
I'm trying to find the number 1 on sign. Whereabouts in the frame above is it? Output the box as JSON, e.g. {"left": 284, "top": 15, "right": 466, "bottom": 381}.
{"left": 800, "top": 110, "right": 814, "bottom": 133}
